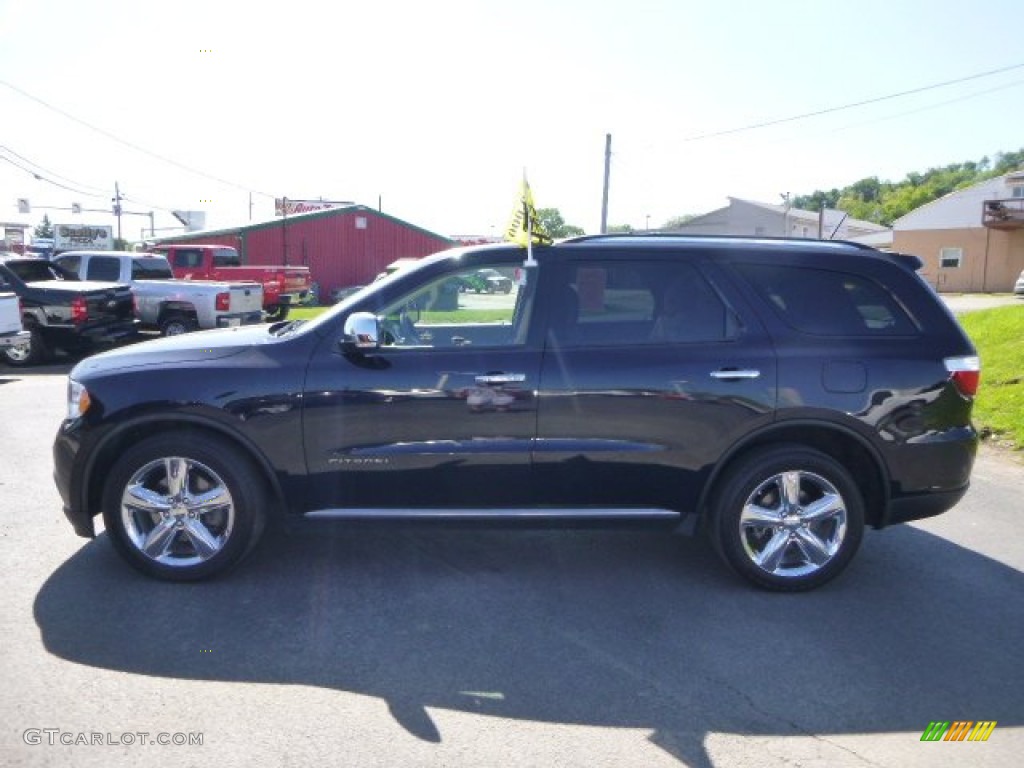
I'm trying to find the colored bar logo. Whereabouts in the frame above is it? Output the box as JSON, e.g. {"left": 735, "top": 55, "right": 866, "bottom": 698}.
{"left": 921, "top": 721, "right": 997, "bottom": 742}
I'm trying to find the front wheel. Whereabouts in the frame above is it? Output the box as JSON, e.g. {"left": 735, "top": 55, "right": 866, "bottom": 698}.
{"left": 710, "top": 445, "right": 865, "bottom": 591}
{"left": 102, "top": 433, "right": 268, "bottom": 581}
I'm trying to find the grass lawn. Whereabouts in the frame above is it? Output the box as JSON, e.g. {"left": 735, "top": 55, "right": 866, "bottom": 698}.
{"left": 959, "top": 304, "right": 1024, "bottom": 451}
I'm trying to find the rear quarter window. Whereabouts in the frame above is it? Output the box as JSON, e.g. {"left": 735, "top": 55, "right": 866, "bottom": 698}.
{"left": 735, "top": 263, "right": 918, "bottom": 336}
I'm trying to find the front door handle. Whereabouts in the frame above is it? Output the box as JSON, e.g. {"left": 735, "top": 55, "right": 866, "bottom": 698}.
{"left": 475, "top": 373, "right": 526, "bottom": 385}
{"left": 710, "top": 368, "right": 761, "bottom": 380}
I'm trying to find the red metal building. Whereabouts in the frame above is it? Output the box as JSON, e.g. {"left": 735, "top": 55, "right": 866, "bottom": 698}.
{"left": 154, "top": 205, "right": 453, "bottom": 298}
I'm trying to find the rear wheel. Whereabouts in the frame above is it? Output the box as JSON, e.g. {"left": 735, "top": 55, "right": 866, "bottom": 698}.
{"left": 265, "top": 305, "right": 290, "bottom": 322}
{"left": 1, "top": 323, "right": 49, "bottom": 367}
{"left": 102, "top": 433, "right": 268, "bottom": 581}
{"left": 710, "top": 445, "right": 864, "bottom": 591}
{"left": 159, "top": 314, "right": 197, "bottom": 336}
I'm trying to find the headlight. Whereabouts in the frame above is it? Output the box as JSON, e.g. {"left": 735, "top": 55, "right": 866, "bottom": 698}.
{"left": 67, "top": 379, "right": 91, "bottom": 419}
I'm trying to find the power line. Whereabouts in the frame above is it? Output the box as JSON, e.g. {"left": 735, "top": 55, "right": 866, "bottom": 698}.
{"left": 0, "top": 79, "right": 276, "bottom": 198}
{"left": 683, "top": 61, "right": 1024, "bottom": 141}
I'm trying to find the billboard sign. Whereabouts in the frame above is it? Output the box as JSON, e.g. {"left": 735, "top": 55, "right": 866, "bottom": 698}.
{"left": 274, "top": 198, "right": 352, "bottom": 216}
{"left": 55, "top": 224, "right": 113, "bottom": 251}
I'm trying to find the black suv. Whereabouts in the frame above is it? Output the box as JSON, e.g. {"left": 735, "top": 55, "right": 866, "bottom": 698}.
{"left": 53, "top": 236, "right": 980, "bottom": 590}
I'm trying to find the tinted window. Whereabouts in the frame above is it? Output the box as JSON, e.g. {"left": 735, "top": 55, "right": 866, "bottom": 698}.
{"left": 55, "top": 255, "right": 81, "bottom": 276}
{"left": 4, "top": 260, "right": 73, "bottom": 283}
{"left": 171, "top": 250, "right": 204, "bottom": 269}
{"left": 131, "top": 258, "right": 174, "bottom": 280}
{"left": 553, "top": 261, "right": 736, "bottom": 346}
{"left": 86, "top": 256, "right": 121, "bottom": 282}
{"left": 736, "top": 264, "right": 917, "bottom": 336}
{"left": 213, "top": 249, "right": 241, "bottom": 267}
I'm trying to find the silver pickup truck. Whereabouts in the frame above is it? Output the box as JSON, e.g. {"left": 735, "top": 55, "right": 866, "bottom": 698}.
{"left": 0, "top": 291, "right": 30, "bottom": 352}
{"left": 54, "top": 251, "right": 264, "bottom": 336}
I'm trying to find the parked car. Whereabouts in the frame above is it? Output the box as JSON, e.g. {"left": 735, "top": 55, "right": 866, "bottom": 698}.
{"left": 53, "top": 235, "right": 980, "bottom": 590}
{"left": 0, "top": 255, "right": 137, "bottom": 366}
{"left": 0, "top": 291, "right": 30, "bottom": 351}
{"left": 152, "top": 244, "right": 311, "bottom": 321}
{"left": 54, "top": 251, "right": 264, "bottom": 335}
{"left": 330, "top": 284, "right": 368, "bottom": 304}
{"left": 1014, "top": 268, "right": 1024, "bottom": 295}
{"left": 461, "top": 267, "right": 513, "bottom": 294}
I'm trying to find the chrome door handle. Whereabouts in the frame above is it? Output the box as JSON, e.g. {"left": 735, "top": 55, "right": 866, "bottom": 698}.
{"left": 475, "top": 373, "right": 526, "bottom": 384}
{"left": 710, "top": 369, "right": 761, "bottom": 380}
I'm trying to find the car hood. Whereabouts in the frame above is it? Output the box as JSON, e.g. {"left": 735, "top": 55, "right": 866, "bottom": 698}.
{"left": 71, "top": 324, "right": 273, "bottom": 376}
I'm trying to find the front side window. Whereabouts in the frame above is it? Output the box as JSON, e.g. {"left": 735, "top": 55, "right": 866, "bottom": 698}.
{"left": 377, "top": 263, "right": 527, "bottom": 348}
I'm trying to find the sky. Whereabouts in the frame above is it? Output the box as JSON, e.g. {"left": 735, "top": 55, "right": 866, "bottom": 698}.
{"left": 2, "top": 0, "right": 1024, "bottom": 244}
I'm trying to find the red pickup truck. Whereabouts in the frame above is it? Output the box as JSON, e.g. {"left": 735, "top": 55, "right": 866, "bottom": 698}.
{"left": 153, "top": 244, "right": 312, "bottom": 320}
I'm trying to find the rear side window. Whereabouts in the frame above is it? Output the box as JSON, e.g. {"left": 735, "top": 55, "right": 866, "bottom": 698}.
{"left": 85, "top": 256, "right": 121, "bottom": 282}
{"left": 553, "top": 261, "right": 737, "bottom": 346}
{"left": 132, "top": 258, "right": 174, "bottom": 280}
{"left": 171, "top": 249, "right": 204, "bottom": 269}
{"left": 212, "top": 249, "right": 241, "bottom": 267}
{"left": 736, "top": 264, "right": 917, "bottom": 336}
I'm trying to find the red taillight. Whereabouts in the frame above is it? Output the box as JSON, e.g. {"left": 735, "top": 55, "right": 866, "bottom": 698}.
{"left": 216, "top": 292, "right": 230, "bottom": 311}
{"left": 71, "top": 296, "right": 88, "bottom": 324}
{"left": 945, "top": 356, "right": 981, "bottom": 398}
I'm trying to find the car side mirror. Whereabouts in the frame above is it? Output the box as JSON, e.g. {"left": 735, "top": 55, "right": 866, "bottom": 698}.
{"left": 342, "top": 312, "right": 380, "bottom": 350}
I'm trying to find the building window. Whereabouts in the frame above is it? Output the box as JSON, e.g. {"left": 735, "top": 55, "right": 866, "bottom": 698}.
{"left": 939, "top": 247, "right": 963, "bottom": 269}
{"left": 1011, "top": 186, "right": 1024, "bottom": 198}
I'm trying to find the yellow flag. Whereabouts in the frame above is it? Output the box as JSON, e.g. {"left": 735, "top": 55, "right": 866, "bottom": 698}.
{"left": 504, "top": 177, "right": 552, "bottom": 247}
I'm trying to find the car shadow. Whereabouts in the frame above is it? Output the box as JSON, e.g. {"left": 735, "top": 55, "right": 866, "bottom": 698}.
{"left": 34, "top": 525, "right": 1024, "bottom": 766}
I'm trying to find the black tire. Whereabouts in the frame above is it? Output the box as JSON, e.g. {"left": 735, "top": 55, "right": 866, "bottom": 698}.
{"left": 1, "top": 323, "right": 49, "bottom": 367}
{"left": 101, "top": 432, "right": 268, "bottom": 581}
{"left": 265, "top": 305, "right": 290, "bottom": 322}
{"left": 159, "top": 315, "right": 198, "bottom": 337}
{"left": 710, "top": 444, "right": 865, "bottom": 591}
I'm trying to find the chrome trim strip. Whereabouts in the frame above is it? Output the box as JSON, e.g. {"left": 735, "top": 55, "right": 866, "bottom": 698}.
{"left": 305, "top": 507, "right": 681, "bottom": 521}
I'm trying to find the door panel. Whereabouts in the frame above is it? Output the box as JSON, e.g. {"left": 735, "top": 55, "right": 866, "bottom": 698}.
{"left": 302, "top": 259, "right": 541, "bottom": 510}
{"left": 535, "top": 259, "right": 777, "bottom": 513}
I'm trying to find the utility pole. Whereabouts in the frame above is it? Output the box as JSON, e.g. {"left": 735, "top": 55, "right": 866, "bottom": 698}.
{"left": 600, "top": 133, "right": 611, "bottom": 234}
{"left": 112, "top": 181, "right": 123, "bottom": 242}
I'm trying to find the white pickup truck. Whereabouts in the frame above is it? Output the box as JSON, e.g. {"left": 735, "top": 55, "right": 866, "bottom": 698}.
{"left": 54, "top": 251, "right": 264, "bottom": 336}
{"left": 0, "top": 292, "right": 30, "bottom": 352}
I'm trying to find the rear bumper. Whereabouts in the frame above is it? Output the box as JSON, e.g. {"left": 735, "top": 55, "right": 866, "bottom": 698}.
{"left": 216, "top": 311, "right": 264, "bottom": 328}
{"left": 0, "top": 330, "right": 31, "bottom": 349}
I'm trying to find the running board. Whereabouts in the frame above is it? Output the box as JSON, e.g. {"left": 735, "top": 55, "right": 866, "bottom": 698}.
{"left": 305, "top": 507, "right": 682, "bottom": 522}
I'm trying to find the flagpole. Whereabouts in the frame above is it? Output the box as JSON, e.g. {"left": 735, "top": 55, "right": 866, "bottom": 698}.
{"left": 524, "top": 169, "right": 536, "bottom": 265}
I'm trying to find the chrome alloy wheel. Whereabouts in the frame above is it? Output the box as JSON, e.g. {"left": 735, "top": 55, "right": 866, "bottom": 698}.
{"left": 738, "top": 470, "right": 848, "bottom": 579}
{"left": 120, "top": 456, "right": 236, "bottom": 568}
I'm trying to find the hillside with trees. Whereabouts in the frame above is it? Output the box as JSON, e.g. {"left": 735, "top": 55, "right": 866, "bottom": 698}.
{"left": 793, "top": 148, "right": 1024, "bottom": 226}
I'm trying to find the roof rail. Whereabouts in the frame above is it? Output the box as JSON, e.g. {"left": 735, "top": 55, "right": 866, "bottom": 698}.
{"left": 558, "top": 232, "right": 883, "bottom": 250}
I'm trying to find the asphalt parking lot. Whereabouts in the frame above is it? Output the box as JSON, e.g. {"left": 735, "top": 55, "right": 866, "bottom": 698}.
{"left": 1, "top": 350, "right": 1022, "bottom": 767}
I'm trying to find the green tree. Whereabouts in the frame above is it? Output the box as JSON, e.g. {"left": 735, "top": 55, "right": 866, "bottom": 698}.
{"left": 664, "top": 214, "right": 697, "bottom": 229}
{"left": 34, "top": 214, "right": 54, "bottom": 239}
{"left": 792, "top": 147, "right": 1024, "bottom": 226}
{"left": 607, "top": 224, "right": 634, "bottom": 233}
{"left": 536, "top": 208, "right": 585, "bottom": 238}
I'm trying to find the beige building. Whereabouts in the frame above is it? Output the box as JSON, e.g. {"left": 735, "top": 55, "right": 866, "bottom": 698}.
{"left": 892, "top": 170, "right": 1024, "bottom": 292}
{"left": 668, "top": 197, "right": 889, "bottom": 240}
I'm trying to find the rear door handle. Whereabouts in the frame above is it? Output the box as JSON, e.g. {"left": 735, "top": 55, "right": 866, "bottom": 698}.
{"left": 710, "top": 368, "right": 761, "bottom": 380}
{"left": 475, "top": 373, "right": 526, "bottom": 385}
